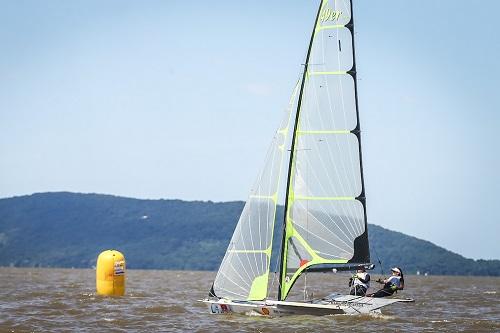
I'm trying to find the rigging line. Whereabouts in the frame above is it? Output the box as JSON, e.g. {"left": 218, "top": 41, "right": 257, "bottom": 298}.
{"left": 373, "top": 246, "right": 384, "bottom": 276}
{"left": 367, "top": 221, "right": 384, "bottom": 275}
{"left": 289, "top": 237, "right": 304, "bottom": 260}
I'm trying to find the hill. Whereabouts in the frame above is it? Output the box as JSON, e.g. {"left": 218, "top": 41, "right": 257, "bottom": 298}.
{"left": 0, "top": 192, "right": 498, "bottom": 276}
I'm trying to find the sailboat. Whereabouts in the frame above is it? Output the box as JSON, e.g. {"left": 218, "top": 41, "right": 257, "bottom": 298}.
{"left": 202, "top": 0, "right": 413, "bottom": 315}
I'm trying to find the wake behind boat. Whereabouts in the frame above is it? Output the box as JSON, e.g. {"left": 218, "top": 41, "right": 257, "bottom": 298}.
{"left": 201, "top": 0, "right": 414, "bottom": 316}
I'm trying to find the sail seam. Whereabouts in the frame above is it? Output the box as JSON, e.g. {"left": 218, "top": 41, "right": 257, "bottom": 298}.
{"left": 297, "top": 130, "right": 350, "bottom": 134}
{"left": 309, "top": 71, "right": 347, "bottom": 76}
{"left": 315, "top": 24, "right": 344, "bottom": 31}
{"left": 295, "top": 195, "right": 355, "bottom": 201}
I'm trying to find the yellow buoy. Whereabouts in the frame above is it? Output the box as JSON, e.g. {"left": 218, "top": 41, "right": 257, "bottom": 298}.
{"left": 96, "top": 250, "right": 125, "bottom": 296}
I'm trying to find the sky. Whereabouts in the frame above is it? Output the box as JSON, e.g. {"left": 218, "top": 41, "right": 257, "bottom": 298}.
{"left": 0, "top": 0, "right": 499, "bottom": 260}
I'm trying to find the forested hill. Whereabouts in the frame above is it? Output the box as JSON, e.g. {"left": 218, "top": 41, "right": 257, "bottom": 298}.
{"left": 0, "top": 192, "right": 498, "bottom": 276}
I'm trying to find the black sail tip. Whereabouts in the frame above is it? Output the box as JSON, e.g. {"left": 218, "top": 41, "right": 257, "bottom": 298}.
{"left": 208, "top": 284, "right": 218, "bottom": 299}
{"left": 348, "top": 230, "right": 370, "bottom": 264}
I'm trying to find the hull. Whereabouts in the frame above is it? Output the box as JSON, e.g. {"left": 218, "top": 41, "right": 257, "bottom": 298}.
{"left": 203, "top": 299, "right": 278, "bottom": 316}
{"left": 202, "top": 294, "right": 413, "bottom": 316}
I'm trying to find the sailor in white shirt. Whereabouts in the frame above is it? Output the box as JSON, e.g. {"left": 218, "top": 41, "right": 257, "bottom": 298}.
{"left": 349, "top": 266, "right": 370, "bottom": 296}
{"left": 368, "top": 267, "right": 405, "bottom": 298}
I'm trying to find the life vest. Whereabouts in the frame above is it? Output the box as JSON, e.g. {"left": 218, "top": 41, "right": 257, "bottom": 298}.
{"left": 353, "top": 272, "right": 370, "bottom": 289}
{"left": 386, "top": 275, "right": 401, "bottom": 289}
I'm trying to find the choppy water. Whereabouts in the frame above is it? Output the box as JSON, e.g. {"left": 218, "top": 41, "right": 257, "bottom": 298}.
{"left": 0, "top": 268, "right": 499, "bottom": 332}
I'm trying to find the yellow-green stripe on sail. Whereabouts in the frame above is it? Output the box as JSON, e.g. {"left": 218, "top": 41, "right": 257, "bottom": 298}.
{"left": 280, "top": 216, "right": 349, "bottom": 298}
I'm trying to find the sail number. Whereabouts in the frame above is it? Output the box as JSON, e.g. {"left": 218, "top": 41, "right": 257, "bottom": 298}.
{"left": 210, "top": 303, "right": 230, "bottom": 314}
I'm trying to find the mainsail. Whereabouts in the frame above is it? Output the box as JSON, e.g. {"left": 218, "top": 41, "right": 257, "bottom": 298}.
{"left": 278, "top": 0, "right": 369, "bottom": 300}
{"left": 211, "top": 83, "right": 300, "bottom": 301}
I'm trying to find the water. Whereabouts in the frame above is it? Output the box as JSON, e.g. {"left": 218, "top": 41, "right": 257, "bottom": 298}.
{"left": 1, "top": 268, "right": 498, "bottom": 332}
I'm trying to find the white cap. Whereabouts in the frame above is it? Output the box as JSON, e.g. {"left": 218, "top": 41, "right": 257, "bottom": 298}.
{"left": 391, "top": 267, "right": 401, "bottom": 274}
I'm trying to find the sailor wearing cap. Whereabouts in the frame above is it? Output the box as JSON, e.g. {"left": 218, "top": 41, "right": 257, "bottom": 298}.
{"left": 367, "top": 267, "right": 405, "bottom": 298}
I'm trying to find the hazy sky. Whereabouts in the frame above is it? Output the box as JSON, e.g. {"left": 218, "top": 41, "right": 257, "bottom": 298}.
{"left": 1, "top": 0, "right": 499, "bottom": 260}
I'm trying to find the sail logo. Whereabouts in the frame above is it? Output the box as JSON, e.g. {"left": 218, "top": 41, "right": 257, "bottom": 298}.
{"left": 320, "top": 7, "right": 342, "bottom": 22}
{"left": 319, "top": 1, "right": 343, "bottom": 23}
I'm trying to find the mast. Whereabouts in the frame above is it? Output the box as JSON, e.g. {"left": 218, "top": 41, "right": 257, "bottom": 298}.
{"left": 278, "top": 0, "right": 324, "bottom": 301}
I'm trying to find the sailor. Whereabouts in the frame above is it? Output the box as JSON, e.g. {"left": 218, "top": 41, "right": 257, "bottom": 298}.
{"left": 368, "top": 267, "right": 405, "bottom": 298}
{"left": 349, "top": 265, "right": 370, "bottom": 296}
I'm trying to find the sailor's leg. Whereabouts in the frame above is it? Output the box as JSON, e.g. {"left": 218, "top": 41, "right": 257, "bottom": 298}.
{"left": 357, "top": 286, "right": 367, "bottom": 296}
{"left": 368, "top": 288, "right": 394, "bottom": 298}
